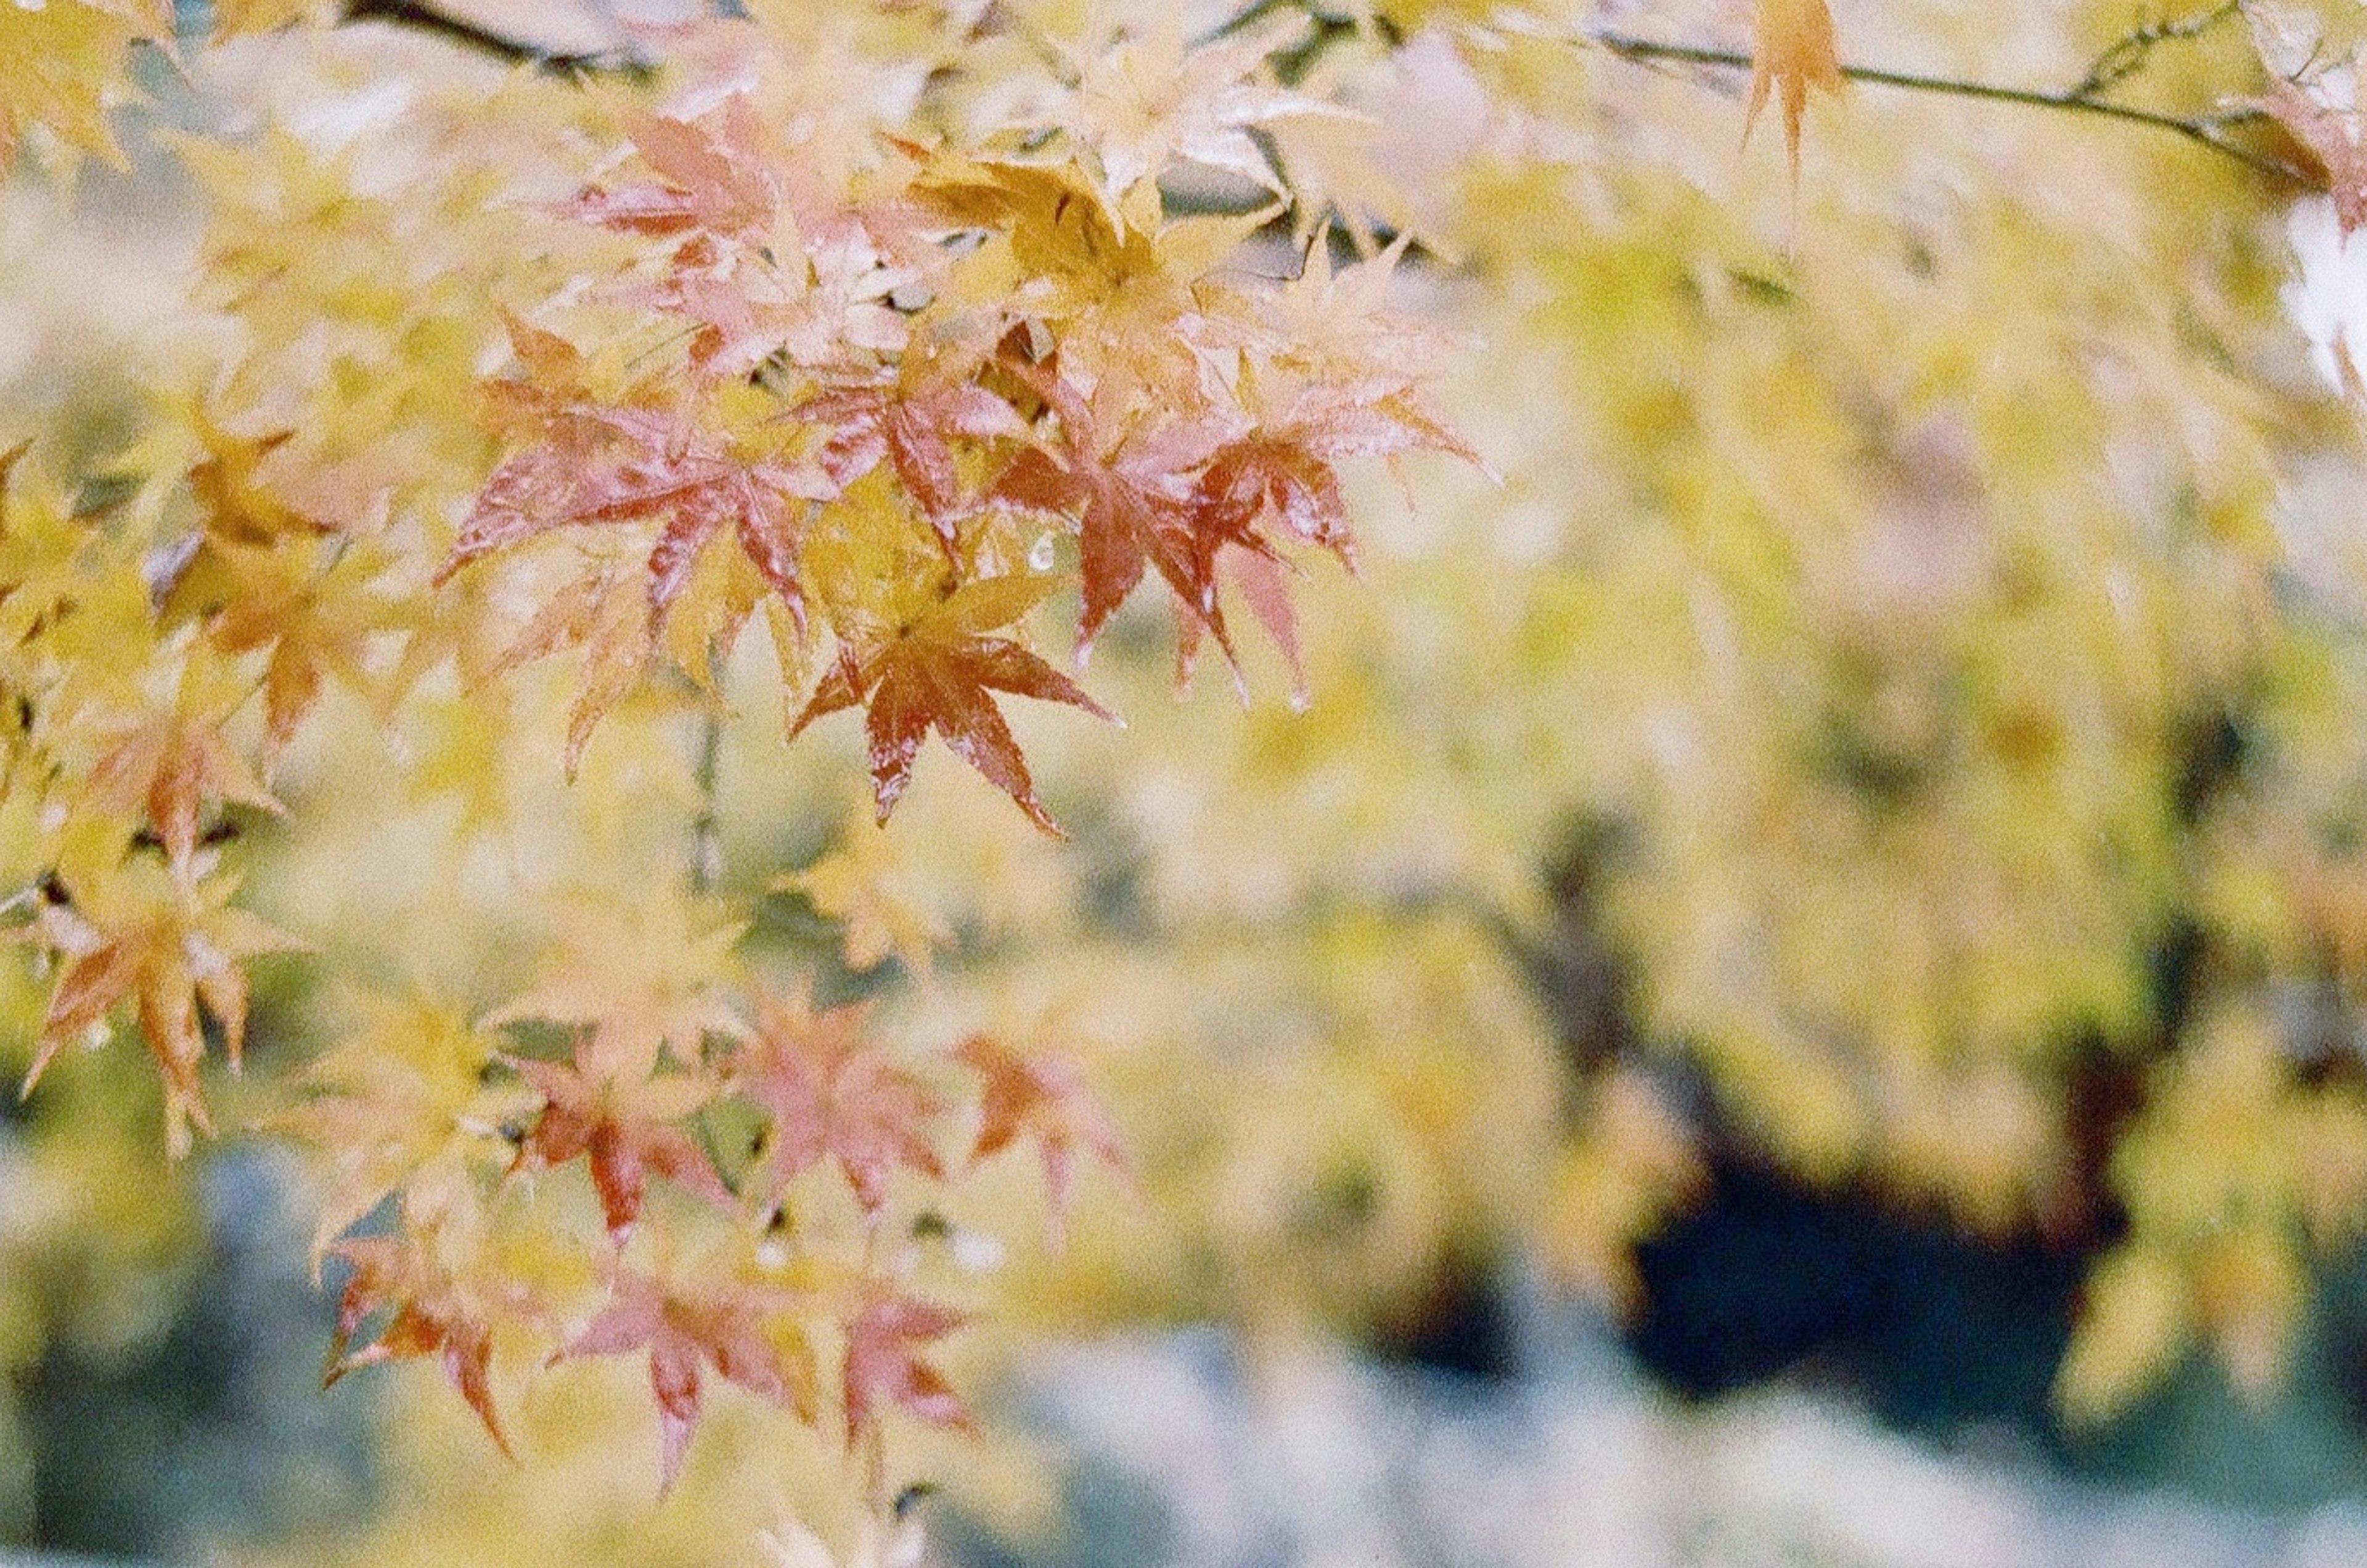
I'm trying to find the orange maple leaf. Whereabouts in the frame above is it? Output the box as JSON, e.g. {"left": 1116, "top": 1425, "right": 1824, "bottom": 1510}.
{"left": 23, "top": 870, "right": 301, "bottom": 1156}
{"left": 789, "top": 573, "right": 1113, "bottom": 834}
{"left": 325, "top": 1235, "right": 515, "bottom": 1458}
{"left": 957, "top": 1034, "right": 1123, "bottom": 1231}
{"left": 85, "top": 688, "right": 280, "bottom": 876}
{"left": 1744, "top": 0, "right": 1845, "bottom": 179}
{"left": 507, "top": 1048, "right": 738, "bottom": 1247}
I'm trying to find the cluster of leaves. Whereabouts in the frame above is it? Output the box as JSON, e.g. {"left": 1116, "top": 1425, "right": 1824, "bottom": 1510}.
{"left": 0, "top": 0, "right": 1458, "bottom": 1169}
{"left": 0, "top": 0, "right": 1467, "bottom": 1554}
{"left": 288, "top": 891, "right": 1112, "bottom": 1498}
{"left": 0, "top": 431, "right": 306, "bottom": 1158}
{"left": 439, "top": 12, "right": 1465, "bottom": 832}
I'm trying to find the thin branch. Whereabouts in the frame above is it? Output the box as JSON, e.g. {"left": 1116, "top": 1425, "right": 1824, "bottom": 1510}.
{"left": 336, "top": 0, "right": 651, "bottom": 77}
{"left": 1202, "top": 0, "right": 1296, "bottom": 43}
{"left": 688, "top": 703, "right": 724, "bottom": 897}
{"left": 1584, "top": 27, "right": 2309, "bottom": 182}
{"left": 2071, "top": 0, "right": 2243, "bottom": 100}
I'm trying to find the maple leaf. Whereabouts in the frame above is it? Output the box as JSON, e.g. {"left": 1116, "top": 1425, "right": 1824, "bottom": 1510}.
{"left": 1040, "top": 9, "right": 1335, "bottom": 209}
{"left": 798, "top": 375, "right": 1028, "bottom": 555}
{"left": 182, "top": 417, "right": 329, "bottom": 547}
{"left": 488, "top": 888, "right": 749, "bottom": 1076}
{"left": 957, "top": 1033, "right": 1123, "bottom": 1231}
{"left": 279, "top": 993, "right": 527, "bottom": 1267}
{"left": 781, "top": 804, "right": 950, "bottom": 978}
{"left": 566, "top": 105, "right": 920, "bottom": 380}
{"left": 841, "top": 1291, "right": 969, "bottom": 1443}
{"left": 1744, "top": 0, "right": 1845, "bottom": 178}
{"left": 1169, "top": 376, "right": 1471, "bottom": 694}
{"left": 197, "top": 537, "right": 424, "bottom": 775}
{"left": 1173, "top": 545, "right": 1307, "bottom": 703}
{"left": 555, "top": 1267, "right": 806, "bottom": 1493}
{"left": 988, "top": 365, "right": 1237, "bottom": 665}
{"left": 23, "top": 866, "right": 303, "bottom": 1157}
{"left": 450, "top": 388, "right": 819, "bottom": 621}
{"left": 1156, "top": 239, "right": 1476, "bottom": 692}
{"left": 1195, "top": 434, "right": 1351, "bottom": 561}
{"left": 789, "top": 571, "right": 1113, "bottom": 834}
{"left": 565, "top": 103, "right": 790, "bottom": 247}
{"left": 480, "top": 542, "right": 664, "bottom": 776}
{"left": 507, "top": 1047, "right": 737, "bottom": 1247}
{"left": 81, "top": 652, "right": 281, "bottom": 875}
{"left": 325, "top": 1234, "right": 514, "bottom": 1458}
{"left": 444, "top": 325, "right": 829, "bottom": 734}
{"left": 2263, "top": 73, "right": 2367, "bottom": 236}
{"left": 729, "top": 984, "right": 948, "bottom": 1217}
{"left": 0, "top": 444, "right": 108, "bottom": 659}
{"left": 910, "top": 157, "right": 1178, "bottom": 322}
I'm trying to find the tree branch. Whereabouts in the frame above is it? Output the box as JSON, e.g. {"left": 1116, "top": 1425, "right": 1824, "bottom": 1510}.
{"left": 687, "top": 702, "right": 724, "bottom": 897}
{"left": 1584, "top": 27, "right": 2310, "bottom": 184}
{"left": 2071, "top": 0, "right": 2243, "bottom": 100}
{"left": 335, "top": 0, "right": 652, "bottom": 77}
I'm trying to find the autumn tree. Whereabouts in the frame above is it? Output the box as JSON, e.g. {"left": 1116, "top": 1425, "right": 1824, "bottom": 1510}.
{"left": 7, "top": 0, "right": 2367, "bottom": 1561}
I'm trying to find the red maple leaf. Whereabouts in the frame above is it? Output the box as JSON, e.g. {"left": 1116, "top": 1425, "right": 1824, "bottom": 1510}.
{"left": 449, "top": 401, "right": 818, "bottom": 625}
{"left": 989, "top": 365, "right": 1237, "bottom": 662}
{"left": 798, "top": 374, "right": 1028, "bottom": 553}
{"left": 443, "top": 321, "right": 825, "bottom": 630}
{"left": 788, "top": 572, "right": 1113, "bottom": 834}
{"left": 563, "top": 103, "right": 788, "bottom": 243}
{"left": 507, "top": 1048, "right": 737, "bottom": 1247}
{"left": 1169, "top": 381, "right": 1473, "bottom": 694}
{"left": 325, "top": 1235, "right": 513, "bottom": 1457}
{"left": 841, "top": 1291, "right": 969, "bottom": 1443}
{"left": 729, "top": 985, "right": 949, "bottom": 1217}
{"left": 555, "top": 1268, "right": 804, "bottom": 1493}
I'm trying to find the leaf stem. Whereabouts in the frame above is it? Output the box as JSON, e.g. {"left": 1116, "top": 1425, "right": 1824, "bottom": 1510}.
{"left": 1582, "top": 27, "right": 2308, "bottom": 182}
{"left": 689, "top": 703, "right": 724, "bottom": 897}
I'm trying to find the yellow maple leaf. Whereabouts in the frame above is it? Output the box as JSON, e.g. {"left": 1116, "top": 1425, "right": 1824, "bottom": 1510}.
{"left": 783, "top": 797, "right": 949, "bottom": 978}
{"left": 276, "top": 991, "right": 527, "bottom": 1267}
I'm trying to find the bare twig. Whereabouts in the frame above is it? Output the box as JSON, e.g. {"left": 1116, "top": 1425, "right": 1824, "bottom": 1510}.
{"left": 2072, "top": 0, "right": 2244, "bottom": 99}
{"left": 1584, "top": 27, "right": 2308, "bottom": 183}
